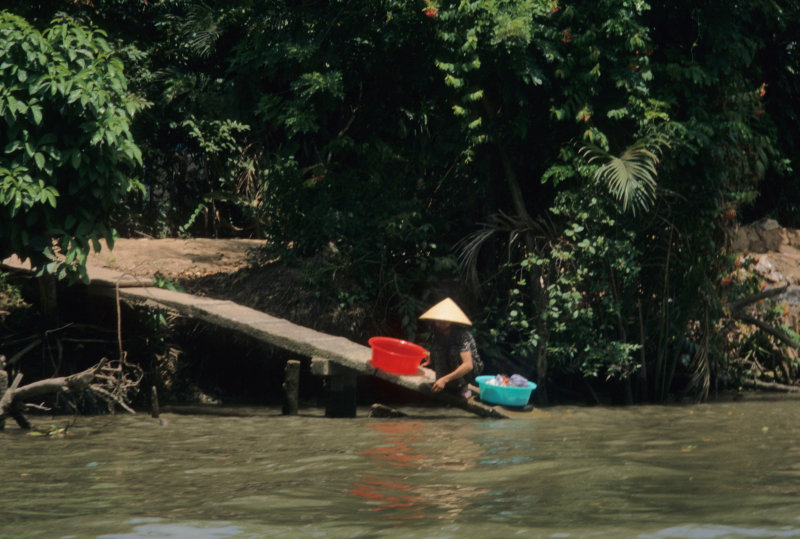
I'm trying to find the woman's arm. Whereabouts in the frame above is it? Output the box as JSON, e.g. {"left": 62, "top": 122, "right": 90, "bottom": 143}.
{"left": 431, "top": 351, "right": 473, "bottom": 392}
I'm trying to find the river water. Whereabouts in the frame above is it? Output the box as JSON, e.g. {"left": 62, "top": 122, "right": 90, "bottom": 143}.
{"left": 3, "top": 396, "right": 800, "bottom": 538}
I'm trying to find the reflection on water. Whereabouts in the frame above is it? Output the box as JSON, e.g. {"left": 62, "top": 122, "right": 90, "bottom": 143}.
{"left": 99, "top": 519, "right": 244, "bottom": 539}
{"left": 350, "top": 421, "right": 486, "bottom": 521}
{"left": 2, "top": 397, "right": 800, "bottom": 538}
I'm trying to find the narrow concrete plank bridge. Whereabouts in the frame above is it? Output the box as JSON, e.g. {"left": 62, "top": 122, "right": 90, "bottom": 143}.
{"left": 1, "top": 258, "right": 510, "bottom": 418}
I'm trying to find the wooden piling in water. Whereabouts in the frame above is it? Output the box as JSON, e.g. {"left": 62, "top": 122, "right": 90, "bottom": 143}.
{"left": 311, "top": 358, "right": 357, "bottom": 418}
{"left": 282, "top": 359, "right": 301, "bottom": 415}
{"left": 325, "top": 370, "right": 357, "bottom": 418}
{"left": 151, "top": 385, "right": 160, "bottom": 418}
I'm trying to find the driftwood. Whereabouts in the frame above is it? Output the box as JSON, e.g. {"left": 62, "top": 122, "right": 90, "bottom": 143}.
{"left": 0, "top": 280, "right": 144, "bottom": 429}
{"left": 10, "top": 359, "right": 105, "bottom": 403}
{"left": 0, "top": 357, "right": 142, "bottom": 429}
{"left": 740, "top": 378, "right": 800, "bottom": 393}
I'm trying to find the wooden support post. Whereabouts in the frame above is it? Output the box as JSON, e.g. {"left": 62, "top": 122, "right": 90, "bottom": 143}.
{"left": 311, "top": 357, "right": 357, "bottom": 418}
{"left": 282, "top": 359, "right": 301, "bottom": 415}
{"left": 151, "top": 385, "right": 160, "bottom": 419}
{"left": 326, "top": 370, "right": 357, "bottom": 418}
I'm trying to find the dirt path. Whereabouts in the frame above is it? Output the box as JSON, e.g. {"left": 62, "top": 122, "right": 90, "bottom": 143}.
{"left": 91, "top": 222, "right": 800, "bottom": 285}
{"left": 79, "top": 221, "right": 800, "bottom": 341}
{"left": 86, "top": 238, "right": 266, "bottom": 280}
{"left": 84, "top": 237, "right": 371, "bottom": 342}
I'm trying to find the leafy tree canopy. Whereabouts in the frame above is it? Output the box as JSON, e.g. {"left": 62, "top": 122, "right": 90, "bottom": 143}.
{"left": 0, "top": 11, "right": 145, "bottom": 282}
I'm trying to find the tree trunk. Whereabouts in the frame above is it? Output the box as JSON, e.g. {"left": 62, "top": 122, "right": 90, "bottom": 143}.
{"left": 37, "top": 274, "right": 59, "bottom": 324}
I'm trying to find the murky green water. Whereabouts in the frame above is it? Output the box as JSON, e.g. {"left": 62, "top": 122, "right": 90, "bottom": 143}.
{"left": 2, "top": 396, "right": 800, "bottom": 538}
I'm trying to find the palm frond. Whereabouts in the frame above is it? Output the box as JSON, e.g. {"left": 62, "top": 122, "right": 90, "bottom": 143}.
{"left": 580, "top": 136, "right": 668, "bottom": 216}
{"left": 180, "top": 3, "right": 220, "bottom": 59}
{"left": 455, "top": 211, "right": 556, "bottom": 290}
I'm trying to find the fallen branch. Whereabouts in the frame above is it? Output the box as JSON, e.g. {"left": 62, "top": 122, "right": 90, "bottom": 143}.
{"left": 12, "top": 359, "right": 106, "bottom": 402}
{"left": 23, "top": 403, "right": 51, "bottom": 412}
{"left": 728, "top": 283, "right": 789, "bottom": 312}
{"left": 0, "top": 356, "right": 141, "bottom": 429}
{"left": 0, "top": 372, "right": 23, "bottom": 414}
{"left": 740, "top": 378, "right": 800, "bottom": 393}
{"left": 90, "top": 385, "right": 136, "bottom": 414}
{"left": 0, "top": 372, "right": 29, "bottom": 429}
{"left": 726, "top": 284, "right": 798, "bottom": 351}
{"left": 733, "top": 311, "right": 800, "bottom": 349}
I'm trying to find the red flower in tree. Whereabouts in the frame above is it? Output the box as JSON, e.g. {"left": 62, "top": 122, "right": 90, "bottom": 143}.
{"left": 423, "top": 5, "right": 438, "bottom": 17}
{"left": 562, "top": 29, "right": 572, "bottom": 43}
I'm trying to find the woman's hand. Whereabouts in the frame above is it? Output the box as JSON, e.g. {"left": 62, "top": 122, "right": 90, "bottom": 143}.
{"left": 432, "top": 377, "right": 447, "bottom": 392}
{"left": 420, "top": 351, "right": 431, "bottom": 368}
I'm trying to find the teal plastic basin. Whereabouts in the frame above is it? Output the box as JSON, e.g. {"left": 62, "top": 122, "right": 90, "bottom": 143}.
{"left": 476, "top": 375, "right": 537, "bottom": 407}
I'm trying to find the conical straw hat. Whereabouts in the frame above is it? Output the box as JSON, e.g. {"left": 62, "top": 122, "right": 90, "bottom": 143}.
{"left": 419, "top": 297, "right": 472, "bottom": 326}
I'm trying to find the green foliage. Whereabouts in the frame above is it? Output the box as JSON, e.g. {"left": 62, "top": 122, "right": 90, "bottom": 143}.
{"left": 487, "top": 189, "right": 642, "bottom": 381}
{"left": 175, "top": 116, "right": 257, "bottom": 237}
{"left": 153, "top": 271, "right": 185, "bottom": 293}
{"left": 579, "top": 136, "right": 667, "bottom": 215}
{"left": 0, "top": 12, "right": 145, "bottom": 282}
{"left": 0, "top": 270, "right": 26, "bottom": 309}
{"left": 3, "top": 0, "right": 797, "bottom": 403}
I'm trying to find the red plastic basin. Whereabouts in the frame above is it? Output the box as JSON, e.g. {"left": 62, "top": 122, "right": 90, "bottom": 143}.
{"left": 368, "top": 337, "right": 428, "bottom": 375}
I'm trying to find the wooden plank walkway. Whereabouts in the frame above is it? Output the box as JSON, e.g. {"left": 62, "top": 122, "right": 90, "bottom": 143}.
{"left": 2, "top": 257, "right": 510, "bottom": 418}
